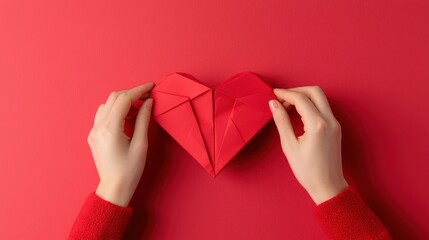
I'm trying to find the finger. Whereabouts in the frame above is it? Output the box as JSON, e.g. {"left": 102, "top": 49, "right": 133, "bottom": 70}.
{"left": 125, "top": 92, "right": 151, "bottom": 120}
{"left": 286, "top": 86, "right": 334, "bottom": 118}
{"left": 107, "top": 82, "right": 155, "bottom": 129}
{"left": 281, "top": 101, "right": 293, "bottom": 110}
{"left": 100, "top": 82, "right": 154, "bottom": 122}
{"left": 125, "top": 105, "right": 139, "bottom": 120}
{"left": 99, "top": 91, "right": 121, "bottom": 122}
{"left": 130, "top": 98, "right": 153, "bottom": 151}
{"left": 140, "top": 92, "right": 151, "bottom": 100}
{"left": 269, "top": 99, "right": 297, "bottom": 147}
{"left": 274, "top": 89, "right": 322, "bottom": 129}
{"left": 93, "top": 104, "right": 105, "bottom": 126}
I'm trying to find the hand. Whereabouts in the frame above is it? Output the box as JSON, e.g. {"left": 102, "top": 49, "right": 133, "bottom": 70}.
{"left": 269, "top": 86, "right": 348, "bottom": 205}
{"left": 87, "top": 82, "right": 154, "bottom": 207}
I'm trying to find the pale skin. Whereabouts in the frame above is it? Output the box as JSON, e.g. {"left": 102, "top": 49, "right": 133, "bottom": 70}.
{"left": 88, "top": 83, "right": 348, "bottom": 207}
{"left": 269, "top": 87, "right": 348, "bottom": 204}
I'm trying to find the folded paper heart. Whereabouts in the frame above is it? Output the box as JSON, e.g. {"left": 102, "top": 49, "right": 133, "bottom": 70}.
{"left": 150, "top": 71, "right": 275, "bottom": 177}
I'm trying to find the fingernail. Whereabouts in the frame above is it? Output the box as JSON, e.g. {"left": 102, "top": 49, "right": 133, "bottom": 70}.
{"left": 145, "top": 98, "right": 153, "bottom": 110}
{"left": 269, "top": 100, "right": 278, "bottom": 112}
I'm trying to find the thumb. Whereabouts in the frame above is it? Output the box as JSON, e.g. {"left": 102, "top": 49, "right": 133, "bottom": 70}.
{"left": 130, "top": 98, "right": 153, "bottom": 150}
{"left": 269, "top": 99, "right": 297, "bottom": 148}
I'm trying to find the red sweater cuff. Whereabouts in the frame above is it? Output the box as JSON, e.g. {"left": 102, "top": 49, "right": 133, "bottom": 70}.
{"left": 313, "top": 185, "right": 391, "bottom": 240}
{"left": 69, "top": 192, "right": 133, "bottom": 240}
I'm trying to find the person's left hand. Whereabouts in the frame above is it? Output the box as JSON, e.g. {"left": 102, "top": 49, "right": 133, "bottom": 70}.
{"left": 87, "top": 82, "right": 154, "bottom": 207}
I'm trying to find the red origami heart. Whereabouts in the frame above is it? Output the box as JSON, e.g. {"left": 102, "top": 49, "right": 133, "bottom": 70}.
{"left": 150, "top": 72, "right": 275, "bottom": 177}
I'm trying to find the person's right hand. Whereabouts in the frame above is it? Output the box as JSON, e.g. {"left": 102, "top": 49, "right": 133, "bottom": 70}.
{"left": 268, "top": 86, "right": 348, "bottom": 205}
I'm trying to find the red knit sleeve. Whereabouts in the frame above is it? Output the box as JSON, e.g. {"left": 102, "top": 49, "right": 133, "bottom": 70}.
{"left": 68, "top": 192, "right": 133, "bottom": 240}
{"left": 313, "top": 185, "right": 391, "bottom": 240}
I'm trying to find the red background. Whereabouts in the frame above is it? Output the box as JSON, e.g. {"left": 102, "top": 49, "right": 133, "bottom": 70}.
{"left": 1, "top": 1, "right": 428, "bottom": 239}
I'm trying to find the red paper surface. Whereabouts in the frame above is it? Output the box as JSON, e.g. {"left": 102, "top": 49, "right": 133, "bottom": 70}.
{"left": 0, "top": 1, "right": 428, "bottom": 239}
{"left": 150, "top": 72, "right": 275, "bottom": 176}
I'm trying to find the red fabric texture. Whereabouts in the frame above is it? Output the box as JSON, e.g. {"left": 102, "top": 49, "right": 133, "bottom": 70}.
{"left": 68, "top": 192, "right": 132, "bottom": 240}
{"left": 69, "top": 186, "right": 390, "bottom": 239}
{"left": 314, "top": 186, "right": 391, "bottom": 240}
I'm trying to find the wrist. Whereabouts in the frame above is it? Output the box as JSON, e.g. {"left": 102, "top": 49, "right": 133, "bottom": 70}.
{"left": 95, "top": 182, "right": 134, "bottom": 207}
{"left": 306, "top": 178, "right": 349, "bottom": 205}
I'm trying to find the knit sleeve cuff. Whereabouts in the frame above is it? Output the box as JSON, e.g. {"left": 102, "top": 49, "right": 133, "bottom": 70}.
{"left": 69, "top": 192, "right": 133, "bottom": 240}
{"left": 313, "top": 185, "right": 391, "bottom": 240}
